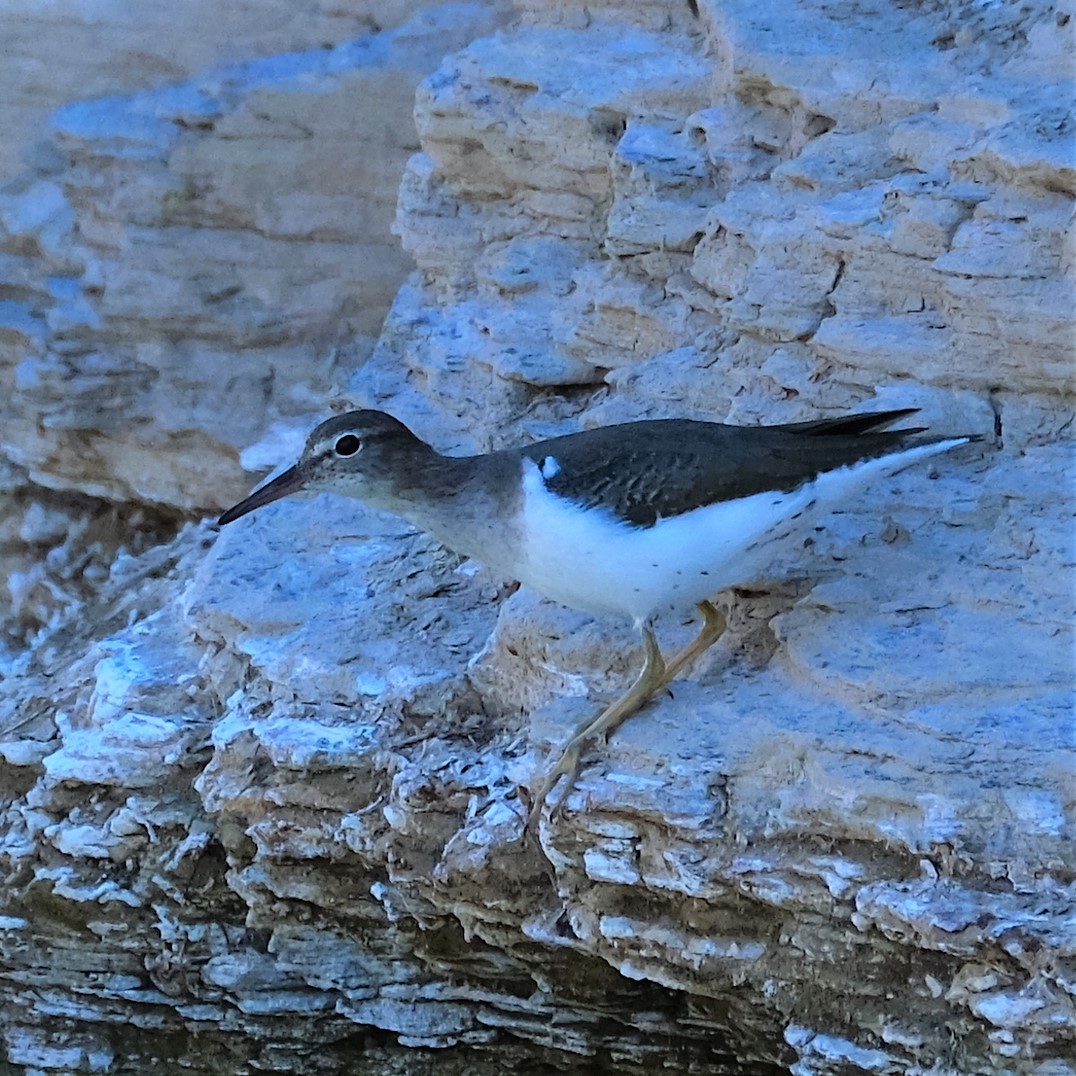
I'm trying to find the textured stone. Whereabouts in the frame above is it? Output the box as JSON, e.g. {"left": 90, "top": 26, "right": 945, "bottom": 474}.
{"left": 0, "top": 2, "right": 509, "bottom": 503}
{"left": 0, "top": 1, "right": 510, "bottom": 644}
{"left": 0, "top": 0, "right": 1073, "bottom": 1072}
{"left": 0, "top": 0, "right": 447, "bottom": 180}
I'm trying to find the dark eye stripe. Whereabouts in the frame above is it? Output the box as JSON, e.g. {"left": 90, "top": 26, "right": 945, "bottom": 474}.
{"left": 334, "top": 434, "right": 361, "bottom": 456}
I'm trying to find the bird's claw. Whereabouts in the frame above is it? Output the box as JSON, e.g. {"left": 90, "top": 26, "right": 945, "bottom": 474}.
{"left": 522, "top": 743, "right": 584, "bottom": 839}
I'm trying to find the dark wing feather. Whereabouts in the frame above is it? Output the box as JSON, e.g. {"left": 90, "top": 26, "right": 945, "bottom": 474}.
{"left": 522, "top": 410, "right": 934, "bottom": 527}
{"left": 777, "top": 407, "right": 924, "bottom": 437}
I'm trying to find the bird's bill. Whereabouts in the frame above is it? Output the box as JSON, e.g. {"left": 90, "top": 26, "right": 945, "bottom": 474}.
{"left": 217, "top": 465, "right": 305, "bottom": 526}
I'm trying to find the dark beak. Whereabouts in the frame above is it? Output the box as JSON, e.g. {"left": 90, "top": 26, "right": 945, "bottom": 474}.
{"left": 218, "top": 464, "right": 306, "bottom": 526}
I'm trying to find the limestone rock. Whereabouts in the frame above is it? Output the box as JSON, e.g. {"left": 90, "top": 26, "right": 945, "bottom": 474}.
{"left": 1, "top": 3, "right": 508, "bottom": 507}
{"left": 0, "top": 0, "right": 1073, "bottom": 1072}
{"left": 0, "top": 1, "right": 510, "bottom": 642}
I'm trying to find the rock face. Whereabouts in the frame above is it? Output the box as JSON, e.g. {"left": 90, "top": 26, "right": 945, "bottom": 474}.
{"left": 0, "top": 1, "right": 509, "bottom": 650}
{"left": 1, "top": 1, "right": 1073, "bottom": 1073}
{"left": 0, "top": 0, "right": 406, "bottom": 182}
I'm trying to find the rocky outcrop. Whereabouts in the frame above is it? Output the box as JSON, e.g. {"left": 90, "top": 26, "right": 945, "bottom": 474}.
{"left": 0, "top": 0, "right": 1072, "bottom": 1073}
{"left": 0, "top": 2, "right": 509, "bottom": 650}
{"left": 0, "top": 0, "right": 410, "bottom": 182}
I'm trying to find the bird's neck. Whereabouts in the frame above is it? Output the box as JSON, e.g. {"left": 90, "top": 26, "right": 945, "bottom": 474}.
{"left": 374, "top": 445, "right": 520, "bottom": 568}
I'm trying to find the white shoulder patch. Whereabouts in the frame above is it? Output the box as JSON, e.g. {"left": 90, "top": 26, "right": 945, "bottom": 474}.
{"left": 539, "top": 455, "right": 561, "bottom": 480}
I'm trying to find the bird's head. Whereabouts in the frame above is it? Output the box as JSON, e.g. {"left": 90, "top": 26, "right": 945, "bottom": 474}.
{"left": 218, "top": 410, "right": 426, "bottom": 526}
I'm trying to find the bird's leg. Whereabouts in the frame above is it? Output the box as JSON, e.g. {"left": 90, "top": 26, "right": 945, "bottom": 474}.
{"left": 663, "top": 599, "right": 727, "bottom": 682}
{"left": 523, "top": 600, "right": 728, "bottom": 837}
{"left": 525, "top": 626, "right": 665, "bottom": 836}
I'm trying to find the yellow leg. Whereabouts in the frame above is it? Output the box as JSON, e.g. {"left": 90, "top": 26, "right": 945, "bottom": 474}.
{"left": 664, "top": 599, "right": 726, "bottom": 681}
{"left": 524, "top": 600, "right": 727, "bottom": 836}
{"left": 524, "top": 626, "right": 665, "bottom": 836}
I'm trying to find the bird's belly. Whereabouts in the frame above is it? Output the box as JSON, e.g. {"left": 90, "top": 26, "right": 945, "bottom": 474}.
{"left": 506, "top": 437, "right": 968, "bottom": 623}
{"left": 517, "top": 480, "right": 822, "bottom": 622}
{"left": 513, "top": 440, "right": 962, "bottom": 623}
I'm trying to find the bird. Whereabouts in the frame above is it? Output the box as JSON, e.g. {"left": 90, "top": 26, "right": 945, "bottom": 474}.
{"left": 218, "top": 406, "right": 974, "bottom": 834}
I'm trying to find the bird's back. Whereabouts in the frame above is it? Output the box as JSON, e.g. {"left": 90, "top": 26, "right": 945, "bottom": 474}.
{"left": 515, "top": 412, "right": 935, "bottom": 527}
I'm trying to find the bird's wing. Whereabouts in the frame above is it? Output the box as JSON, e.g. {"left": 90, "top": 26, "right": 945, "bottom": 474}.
{"left": 522, "top": 412, "right": 932, "bottom": 527}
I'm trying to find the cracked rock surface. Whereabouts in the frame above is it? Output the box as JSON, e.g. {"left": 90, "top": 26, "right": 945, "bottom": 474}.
{"left": 0, "top": 0, "right": 1073, "bottom": 1072}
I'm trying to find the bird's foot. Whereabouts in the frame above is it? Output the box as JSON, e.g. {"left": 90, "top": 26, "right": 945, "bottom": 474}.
{"left": 522, "top": 736, "right": 586, "bottom": 840}
{"left": 520, "top": 604, "right": 728, "bottom": 841}
{"left": 522, "top": 628, "right": 667, "bottom": 840}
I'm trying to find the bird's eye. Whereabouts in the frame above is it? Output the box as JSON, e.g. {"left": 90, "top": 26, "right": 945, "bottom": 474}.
{"left": 334, "top": 434, "right": 361, "bottom": 457}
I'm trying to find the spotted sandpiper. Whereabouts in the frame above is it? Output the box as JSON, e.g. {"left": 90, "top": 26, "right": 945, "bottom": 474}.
{"left": 218, "top": 407, "right": 974, "bottom": 833}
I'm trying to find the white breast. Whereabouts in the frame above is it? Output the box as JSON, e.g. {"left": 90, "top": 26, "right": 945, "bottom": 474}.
{"left": 514, "top": 439, "right": 967, "bottom": 625}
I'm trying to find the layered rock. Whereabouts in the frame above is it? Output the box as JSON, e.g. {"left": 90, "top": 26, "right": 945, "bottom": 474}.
{"left": 0, "top": 2, "right": 508, "bottom": 649}
{"left": 0, "top": 0, "right": 1073, "bottom": 1072}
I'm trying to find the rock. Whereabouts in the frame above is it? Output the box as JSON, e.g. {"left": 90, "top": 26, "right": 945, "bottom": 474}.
{"left": 0, "top": 2, "right": 510, "bottom": 510}
{"left": 0, "top": 0, "right": 1072, "bottom": 1072}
